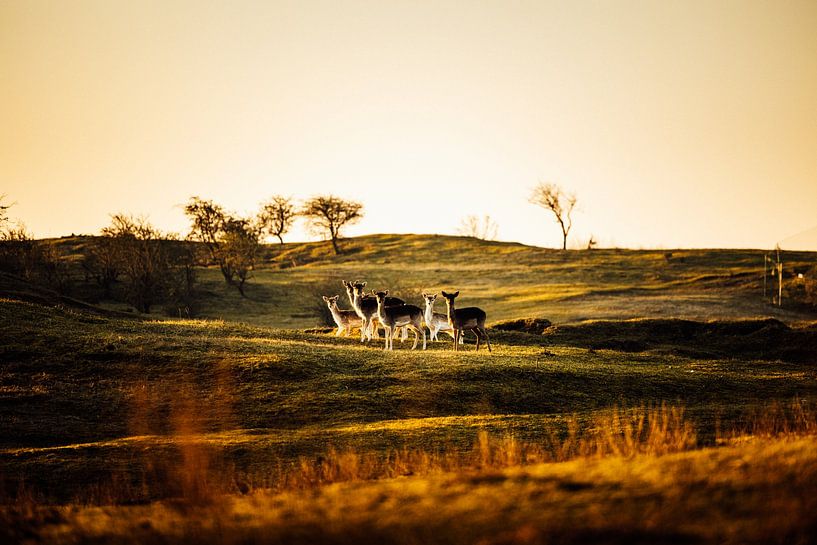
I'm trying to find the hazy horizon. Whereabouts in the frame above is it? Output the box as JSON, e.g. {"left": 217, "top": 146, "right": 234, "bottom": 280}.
{"left": 2, "top": 0, "right": 816, "bottom": 250}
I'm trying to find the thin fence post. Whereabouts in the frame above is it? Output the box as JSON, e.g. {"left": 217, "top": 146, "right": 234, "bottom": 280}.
{"left": 763, "top": 254, "right": 767, "bottom": 301}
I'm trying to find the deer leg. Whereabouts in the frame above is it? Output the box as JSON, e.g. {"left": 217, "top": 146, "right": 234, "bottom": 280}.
{"left": 453, "top": 329, "right": 464, "bottom": 344}
{"left": 360, "top": 318, "right": 369, "bottom": 342}
{"left": 481, "top": 327, "right": 492, "bottom": 352}
{"left": 383, "top": 325, "right": 390, "bottom": 350}
{"left": 474, "top": 328, "right": 481, "bottom": 351}
{"left": 410, "top": 325, "right": 419, "bottom": 350}
{"left": 453, "top": 328, "right": 459, "bottom": 351}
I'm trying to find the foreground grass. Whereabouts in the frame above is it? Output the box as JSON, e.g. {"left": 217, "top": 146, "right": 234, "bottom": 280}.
{"left": 2, "top": 297, "right": 817, "bottom": 504}
{"left": 5, "top": 434, "right": 817, "bottom": 545}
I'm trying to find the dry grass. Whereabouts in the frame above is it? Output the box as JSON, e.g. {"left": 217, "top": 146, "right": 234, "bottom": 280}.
{"left": 5, "top": 402, "right": 802, "bottom": 509}
{"left": 4, "top": 429, "right": 817, "bottom": 545}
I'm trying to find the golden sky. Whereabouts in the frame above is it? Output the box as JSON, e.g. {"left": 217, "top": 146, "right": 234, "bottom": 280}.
{"left": 2, "top": 0, "right": 816, "bottom": 249}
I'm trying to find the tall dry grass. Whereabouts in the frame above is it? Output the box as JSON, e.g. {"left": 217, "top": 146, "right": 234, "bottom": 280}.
{"left": 273, "top": 403, "right": 697, "bottom": 492}
{"left": 719, "top": 398, "right": 817, "bottom": 442}
{"left": 6, "top": 400, "right": 817, "bottom": 508}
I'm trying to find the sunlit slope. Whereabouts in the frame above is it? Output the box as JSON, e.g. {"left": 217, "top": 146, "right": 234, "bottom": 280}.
{"left": 44, "top": 233, "right": 814, "bottom": 328}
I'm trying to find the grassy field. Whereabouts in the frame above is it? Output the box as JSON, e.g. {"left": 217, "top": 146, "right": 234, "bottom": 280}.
{"left": 44, "top": 233, "right": 817, "bottom": 328}
{"left": 2, "top": 235, "right": 817, "bottom": 543}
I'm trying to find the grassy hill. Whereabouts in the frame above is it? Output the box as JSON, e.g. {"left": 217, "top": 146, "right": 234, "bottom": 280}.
{"left": 2, "top": 234, "right": 817, "bottom": 543}
{"left": 43, "top": 233, "right": 817, "bottom": 328}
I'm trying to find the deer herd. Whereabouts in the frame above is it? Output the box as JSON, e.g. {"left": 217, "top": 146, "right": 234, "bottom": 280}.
{"left": 322, "top": 280, "right": 492, "bottom": 352}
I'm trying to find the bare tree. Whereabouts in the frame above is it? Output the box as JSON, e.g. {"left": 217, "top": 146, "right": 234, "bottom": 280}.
{"left": 0, "top": 224, "right": 38, "bottom": 280}
{"left": 184, "top": 197, "right": 231, "bottom": 282}
{"left": 529, "top": 183, "right": 577, "bottom": 250}
{"left": 258, "top": 195, "right": 296, "bottom": 244}
{"left": 300, "top": 195, "right": 363, "bottom": 255}
{"left": 184, "top": 197, "right": 261, "bottom": 295}
{"left": 457, "top": 214, "right": 499, "bottom": 241}
{"left": 102, "top": 215, "right": 169, "bottom": 313}
{"left": 220, "top": 217, "right": 261, "bottom": 296}
{"left": 0, "top": 194, "right": 10, "bottom": 228}
{"left": 82, "top": 236, "right": 121, "bottom": 298}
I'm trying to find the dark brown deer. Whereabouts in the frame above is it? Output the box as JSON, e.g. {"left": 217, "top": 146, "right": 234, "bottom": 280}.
{"left": 373, "top": 290, "right": 426, "bottom": 351}
{"left": 440, "top": 291, "right": 492, "bottom": 352}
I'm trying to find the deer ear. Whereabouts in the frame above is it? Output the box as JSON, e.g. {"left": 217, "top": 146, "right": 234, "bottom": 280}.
{"left": 361, "top": 281, "right": 367, "bottom": 287}
{"left": 322, "top": 296, "right": 329, "bottom": 302}
{"left": 384, "top": 289, "right": 389, "bottom": 296}
{"left": 441, "top": 291, "right": 448, "bottom": 297}
{"left": 453, "top": 291, "right": 460, "bottom": 297}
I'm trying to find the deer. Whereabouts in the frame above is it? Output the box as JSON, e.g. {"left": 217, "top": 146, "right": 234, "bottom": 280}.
{"left": 342, "top": 280, "right": 405, "bottom": 342}
{"left": 374, "top": 290, "right": 426, "bottom": 351}
{"left": 322, "top": 295, "right": 364, "bottom": 337}
{"left": 440, "top": 291, "right": 492, "bottom": 352}
{"left": 421, "top": 293, "right": 463, "bottom": 344}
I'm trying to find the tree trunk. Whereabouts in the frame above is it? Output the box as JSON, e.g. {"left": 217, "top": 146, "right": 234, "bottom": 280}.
{"left": 330, "top": 236, "right": 341, "bottom": 255}
{"left": 219, "top": 262, "right": 234, "bottom": 285}
{"left": 277, "top": 234, "right": 284, "bottom": 245}
{"left": 562, "top": 232, "right": 567, "bottom": 250}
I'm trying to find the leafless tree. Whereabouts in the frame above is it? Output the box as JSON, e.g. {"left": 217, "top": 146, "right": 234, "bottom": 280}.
{"left": 529, "top": 182, "right": 577, "bottom": 250}
{"left": 220, "top": 217, "right": 261, "bottom": 296}
{"left": 258, "top": 195, "right": 296, "bottom": 244}
{"left": 457, "top": 214, "right": 499, "bottom": 241}
{"left": 102, "top": 215, "right": 170, "bottom": 313}
{"left": 82, "top": 236, "right": 121, "bottom": 297}
{"left": 300, "top": 195, "right": 363, "bottom": 255}
{"left": 0, "top": 194, "right": 10, "bottom": 228}
{"left": 184, "top": 197, "right": 230, "bottom": 281}
{"left": 184, "top": 197, "right": 260, "bottom": 294}
{"left": 0, "top": 224, "right": 38, "bottom": 279}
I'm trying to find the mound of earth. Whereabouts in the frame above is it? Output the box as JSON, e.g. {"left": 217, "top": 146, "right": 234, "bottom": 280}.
{"left": 492, "top": 317, "right": 553, "bottom": 335}
{"left": 0, "top": 271, "right": 138, "bottom": 319}
{"left": 542, "top": 318, "right": 817, "bottom": 363}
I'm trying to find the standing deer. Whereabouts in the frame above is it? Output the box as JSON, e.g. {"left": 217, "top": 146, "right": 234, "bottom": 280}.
{"left": 422, "top": 293, "right": 462, "bottom": 343}
{"left": 342, "top": 280, "right": 405, "bottom": 342}
{"left": 322, "top": 295, "right": 363, "bottom": 337}
{"left": 440, "top": 291, "right": 492, "bottom": 352}
{"left": 374, "top": 290, "right": 426, "bottom": 351}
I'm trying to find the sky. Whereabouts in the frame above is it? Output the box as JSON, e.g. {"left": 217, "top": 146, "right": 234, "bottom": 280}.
{"left": 1, "top": 0, "right": 816, "bottom": 249}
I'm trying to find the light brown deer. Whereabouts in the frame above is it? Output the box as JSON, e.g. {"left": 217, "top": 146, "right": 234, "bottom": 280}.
{"left": 374, "top": 290, "right": 426, "bottom": 351}
{"left": 440, "top": 291, "right": 492, "bottom": 352}
{"left": 422, "top": 293, "right": 462, "bottom": 344}
{"left": 343, "top": 280, "right": 405, "bottom": 342}
{"left": 322, "top": 295, "right": 363, "bottom": 337}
